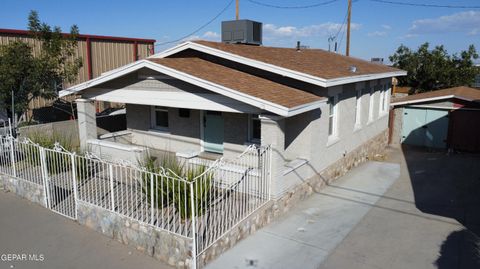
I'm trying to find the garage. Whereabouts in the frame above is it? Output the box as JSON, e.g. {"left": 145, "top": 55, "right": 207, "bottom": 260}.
{"left": 401, "top": 107, "right": 449, "bottom": 148}
{"left": 390, "top": 86, "right": 480, "bottom": 151}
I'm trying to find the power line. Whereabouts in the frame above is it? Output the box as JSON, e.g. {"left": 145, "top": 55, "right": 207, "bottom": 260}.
{"left": 369, "top": 0, "right": 480, "bottom": 9}
{"left": 246, "top": 0, "right": 339, "bottom": 9}
{"left": 155, "top": 0, "right": 234, "bottom": 47}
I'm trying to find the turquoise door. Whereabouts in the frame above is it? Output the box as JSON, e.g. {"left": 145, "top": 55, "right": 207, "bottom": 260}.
{"left": 401, "top": 108, "right": 426, "bottom": 146}
{"left": 401, "top": 108, "right": 449, "bottom": 148}
{"left": 203, "top": 111, "right": 224, "bottom": 153}
{"left": 424, "top": 109, "right": 448, "bottom": 148}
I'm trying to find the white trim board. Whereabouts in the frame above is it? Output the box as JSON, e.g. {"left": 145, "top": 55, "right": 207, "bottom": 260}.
{"left": 151, "top": 41, "right": 407, "bottom": 88}
{"left": 60, "top": 60, "right": 325, "bottom": 117}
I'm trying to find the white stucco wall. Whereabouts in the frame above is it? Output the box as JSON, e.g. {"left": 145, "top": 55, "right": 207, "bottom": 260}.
{"left": 274, "top": 78, "right": 391, "bottom": 197}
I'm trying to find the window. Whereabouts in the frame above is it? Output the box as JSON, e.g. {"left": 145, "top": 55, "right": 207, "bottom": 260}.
{"left": 328, "top": 95, "right": 338, "bottom": 137}
{"left": 151, "top": 106, "right": 169, "bottom": 130}
{"left": 354, "top": 88, "right": 362, "bottom": 128}
{"left": 178, "top": 108, "right": 190, "bottom": 118}
{"left": 379, "top": 84, "right": 390, "bottom": 115}
{"left": 368, "top": 86, "right": 375, "bottom": 122}
{"left": 379, "top": 85, "right": 385, "bottom": 114}
{"left": 249, "top": 114, "right": 261, "bottom": 143}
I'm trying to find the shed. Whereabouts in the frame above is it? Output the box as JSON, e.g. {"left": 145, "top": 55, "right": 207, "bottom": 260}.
{"left": 390, "top": 86, "right": 480, "bottom": 151}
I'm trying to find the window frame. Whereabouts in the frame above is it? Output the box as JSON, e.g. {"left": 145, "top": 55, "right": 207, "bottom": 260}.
{"left": 354, "top": 88, "right": 362, "bottom": 129}
{"left": 151, "top": 106, "right": 169, "bottom": 131}
{"left": 368, "top": 86, "right": 375, "bottom": 122}
{"left": 379, "top": 84, "right": 385, "bottom": 114}
{"left": 328, "top": 95, "right": 339, "bottom": 138}
{"left": 248, "top": 114, "right": 261, "bottom": 144}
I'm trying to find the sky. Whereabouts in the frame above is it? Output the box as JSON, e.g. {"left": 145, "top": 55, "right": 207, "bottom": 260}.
{"left": 0, "top": 0, "right": 479, "bottom": 62}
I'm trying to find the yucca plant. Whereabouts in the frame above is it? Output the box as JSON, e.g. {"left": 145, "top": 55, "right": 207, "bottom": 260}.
{"left": 139, "top": 153, "right": 214, "bottom": 220}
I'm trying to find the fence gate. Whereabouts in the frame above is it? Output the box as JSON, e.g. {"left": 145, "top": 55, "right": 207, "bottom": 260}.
{"left": 42, "top": 148, "right": 78, "bottom": 219}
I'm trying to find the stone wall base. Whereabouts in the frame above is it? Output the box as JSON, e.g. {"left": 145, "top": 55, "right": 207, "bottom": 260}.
{"left": 76, "top": 201, "right": 193, "bottom": 269}
{"left": 0, "top": 175, "right": 45, "bottom": 207}
{"left": 197, "top": 129, "right": 389, "bottom": 267}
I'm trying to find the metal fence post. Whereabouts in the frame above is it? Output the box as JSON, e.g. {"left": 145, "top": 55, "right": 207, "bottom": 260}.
{"left": 190, "top": 182, "right": 197, "bottom": 269}
{"left": 109, "top": 164, "right": 115, "bottom": 211}
{"left": 150, "top": 173, "right": 154, "bottom": 225}
{"left": 39, "top": 147, "right": 50, "bottom": 208}
{"left": 71, "top": 153, "right": 79, "bottom": 219}
{"left": 9, "top": 137, "right": 16, "bottom": 178}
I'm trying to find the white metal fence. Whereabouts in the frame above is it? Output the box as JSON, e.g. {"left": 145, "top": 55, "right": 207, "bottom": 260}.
{"left": 0, "top": 136, "right": 271, "bottom": 264}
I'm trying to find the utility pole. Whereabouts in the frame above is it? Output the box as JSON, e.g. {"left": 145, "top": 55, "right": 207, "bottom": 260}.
{"left": 236, "top": 0, "right": 240, "bottom": 20}
{"left": 346, "top": 0, "right": 352, "bottom": 56}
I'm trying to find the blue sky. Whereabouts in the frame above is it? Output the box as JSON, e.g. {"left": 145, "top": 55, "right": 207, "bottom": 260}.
{"left": 1, "top": 0, "right": 479, "bottom": 62}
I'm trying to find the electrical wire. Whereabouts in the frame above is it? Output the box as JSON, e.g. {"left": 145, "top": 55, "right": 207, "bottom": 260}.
{"left": 246, "top": 0, "right": 339, "bottom": 9}
{"left": 155, "top": 0, "right": 234, "bottom": 47}
{"left": 369, "top": 0, "right": 480, "bottom": 9}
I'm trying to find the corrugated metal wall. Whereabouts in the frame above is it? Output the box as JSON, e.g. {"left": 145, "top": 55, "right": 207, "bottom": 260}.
{"left": 0, "top": 32, "right": 155, "bottom": 116}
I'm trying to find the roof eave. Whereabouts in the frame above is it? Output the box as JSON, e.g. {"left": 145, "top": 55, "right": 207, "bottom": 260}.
{"left": 59, "top": 60, "right": 321, "bottom": 117}
{"left": 391, "top": 94, "right": 475, "bottom": 107}
{"left": 152, "top": 41, "right": 407, "bottom": 88}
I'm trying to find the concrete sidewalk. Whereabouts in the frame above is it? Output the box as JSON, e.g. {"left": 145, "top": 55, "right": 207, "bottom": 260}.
{"left": 0, "top": 191, "right": 169, "bottom": 269}
{"left": 206, "top": 161, "right": 400, "bottom": 269}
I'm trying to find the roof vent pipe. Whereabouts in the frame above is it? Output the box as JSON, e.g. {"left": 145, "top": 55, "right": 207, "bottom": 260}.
{"left": 296, "top": 41, "right": 301, "bottom": 51}
{"left": 349, "top": 65, "right": 357, "bottom": 73}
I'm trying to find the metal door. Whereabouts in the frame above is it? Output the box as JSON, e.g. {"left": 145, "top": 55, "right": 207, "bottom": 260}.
{"left": 203, "top": 111, "right": 224, "bottom": 154}
{"left": 401, "top": 108, "right": 427, "bottom": 146}
{"left": 401, "top": 107, "right": 449, "bottom": 149}
{"left": 424, "top": 109, "right": 448, "bottom": 148}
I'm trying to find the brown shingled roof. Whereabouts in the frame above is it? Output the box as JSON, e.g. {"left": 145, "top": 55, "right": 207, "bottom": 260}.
{"left": 392, "top": 86, "right": 480, "bottom": 105}
{"left": 148, "top": 57, "right": 324, "bottom": 108}
{"left": 192, "top": 40, "right": 402, "bottom": 80}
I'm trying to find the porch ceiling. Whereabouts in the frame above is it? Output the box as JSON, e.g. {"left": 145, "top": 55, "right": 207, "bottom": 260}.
{"left": 82, "top": 87, "right": 262, "bottom": 113}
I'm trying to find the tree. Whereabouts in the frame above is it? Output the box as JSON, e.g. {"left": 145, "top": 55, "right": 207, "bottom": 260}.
{"left": 0, "top": 10, "right": 82, "bottom": 122}
{"left": 389, "top": 43, "right": 479, "bottom": 93}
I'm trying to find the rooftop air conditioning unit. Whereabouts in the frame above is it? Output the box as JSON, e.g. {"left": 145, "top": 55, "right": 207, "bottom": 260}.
{"left": 221, "top": 19, "right": 262, "bottom": 46}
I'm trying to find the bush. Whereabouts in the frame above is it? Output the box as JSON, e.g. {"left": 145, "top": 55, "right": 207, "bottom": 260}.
{"left": 140, "top": 153, "right": 213, "bottom": 220}
{"left": 22, "top": 131, "right": 79, "bottom": 174}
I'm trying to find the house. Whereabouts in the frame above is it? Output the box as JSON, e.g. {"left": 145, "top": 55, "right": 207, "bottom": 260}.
{"left": 60, "top": 22, "right": 406, "bottom": 199}
{"left": 390, "top": 86, "right": 480, "bottom": 152}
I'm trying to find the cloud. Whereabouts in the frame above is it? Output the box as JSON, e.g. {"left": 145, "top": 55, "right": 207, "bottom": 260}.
{"left": 381, "top": 24, "right": 392, "bottom": 30}
{"left": 202, "top": 31, "right": 220, "bottom": 40}
{"left": 409, "top": 10, "right": 480, "bottom": 35}
{"left": 368, "top": 31, "right": 387, "bottom": 37}
{"left": 263, "top": 22, "right": 361, "bottom": 40}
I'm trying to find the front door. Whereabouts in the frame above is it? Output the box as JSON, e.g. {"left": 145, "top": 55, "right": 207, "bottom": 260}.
{"left": 203, "top": 111, "right": 224, "bottom": 153}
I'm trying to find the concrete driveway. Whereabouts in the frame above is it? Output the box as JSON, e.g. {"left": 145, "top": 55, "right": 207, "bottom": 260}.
{"left": 208, "top": 146, "right": 480, "bottom": 269}
{"left": 320, "top": 147, "right": 480, "bottom": 269}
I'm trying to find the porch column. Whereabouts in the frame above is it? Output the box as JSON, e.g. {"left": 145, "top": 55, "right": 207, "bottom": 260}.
{"left": 260, "top": 115, "right": 285, "bottom": 199}
{"left": 76, "top": 99, "right": 97, "bottom": 150}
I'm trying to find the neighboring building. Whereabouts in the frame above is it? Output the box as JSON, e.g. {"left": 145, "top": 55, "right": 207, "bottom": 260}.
{"left": 0, "top": 28, "right": 156, "bottom": 119}
{"left": 390, "top": 86, "right": 480, "bottom": 152}
{"left": 474, "top": 73, "right": 480, "bottom": 88}
{"left": 61, "top": 34, "right": 406, "bottom": 198}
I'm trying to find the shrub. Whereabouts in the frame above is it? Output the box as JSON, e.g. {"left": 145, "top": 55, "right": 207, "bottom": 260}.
{"left": 140, "top": 153, "right": 213, "bottom": 220}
